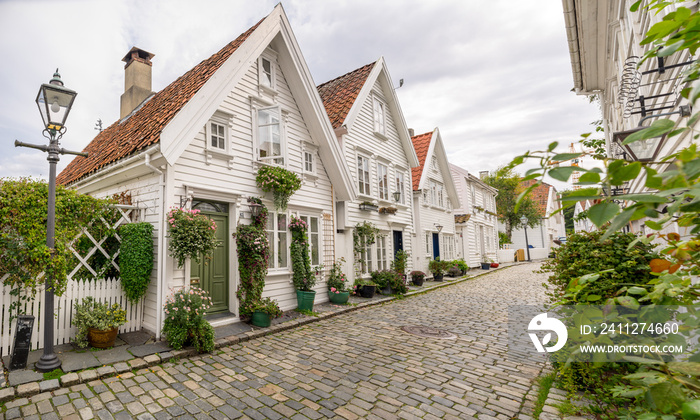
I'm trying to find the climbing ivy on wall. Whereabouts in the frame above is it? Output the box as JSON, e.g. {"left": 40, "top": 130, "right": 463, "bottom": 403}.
{"left": 234, "top": 197, "right": 270, "bottom": 317}
{"left": 118, "top": 222, "right": 154, "bottom": 303}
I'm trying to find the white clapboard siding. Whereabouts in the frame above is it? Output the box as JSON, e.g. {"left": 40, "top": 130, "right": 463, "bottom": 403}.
{"left": 0, "top": 277, "right": 143, "bottom": 355}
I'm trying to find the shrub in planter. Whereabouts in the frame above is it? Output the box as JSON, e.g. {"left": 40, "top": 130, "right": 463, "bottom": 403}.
{"left": 162, "top": 287, "right": 215, "bottom": 353}
{"left": 453, "top": 258, "right": 469, "bottom": 273}
{"left": 353, "top": 278, "right": 377, "bottom": 298}
{"left": 410, "top": 270, "right": 425, "bottom": 286}
{"left": 73, "top": 297, "right": 127, "bottom": 348}
{"left": 289, "top": 216, "right": 316, "bottom": 292}
{"left": 370, "top": 270, "right": 407, "bottom": 295}
{"left": 391, "top": 250, "right": 409, "bottom": 276}
{"left": 167, "top": 208, "right": 217, "bottom": 268}
{"left": 235, "top": 197, "right": 269, "bottom": 317}
{"left": 248, "top": 297, "right": 282, "bottom": 327}
{"left": 326, "top": 258, "right": 348, "bottom": 292}
{"left": 447, "top": 265, "right": 462, "bottom": 277}
{"left": 429, "top": 258, "right": 450, "bottom": 280}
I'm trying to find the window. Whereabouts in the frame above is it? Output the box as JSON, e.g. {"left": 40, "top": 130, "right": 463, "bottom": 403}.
{"left": 373, "top": 97, "right": 386, "bottom": 135}
{"left": 356, "top": 233, "right": 373, "bottom": 275}
{"left": 266, "top": 212, "right": 288, "bottom": 269}
{"left": 377, "top": 163, "right": 388, "bottom": 200}
{"left": 395, "top": 171, "right": 405, "bottom": 204}
{"left": 376, "top": 235, "right": 388, "bottom": 271}
{"left": 257, "top": 106, "right": 283, "bottom": 165}
{"left": 209, "top": 122, "right": 226, "bottom": 150}
{"left": 432, "top": 156, "right": 438, "bottom": 173}
{"left": 470, "top": 184, "right": 476, "bottom": 206}
{"left": 429, "top": 181, "right": 437, "bottom": 205}
{"left": 304, "top": 151, "right": 314, "bottom": 173}
{"left": 437, "top": 185, "right": 444, "bottom": 208}
{"left": 259, "top": 56, "right": 274, "bottom": 89}
{"left": 425, "top": 233, "right": 431, "bottom": 254}
{"left": 358, "top": 155, "right": 370, "bottom": 195}
{"left": 300, "top": 215, "right": 320, "bottom": 266}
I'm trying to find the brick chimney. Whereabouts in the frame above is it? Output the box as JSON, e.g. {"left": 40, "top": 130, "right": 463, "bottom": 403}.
{"left": 120, "top": 47, "right": 155, "bottom": 119}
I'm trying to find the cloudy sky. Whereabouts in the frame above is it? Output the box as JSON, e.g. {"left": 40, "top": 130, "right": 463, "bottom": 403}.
{"left": 0, "top": 0, "right": 601, "bottom": 187}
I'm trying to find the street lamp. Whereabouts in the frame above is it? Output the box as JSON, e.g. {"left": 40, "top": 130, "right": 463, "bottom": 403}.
{"left": 612, "top": 105, "right": 691, "bottom": 162}
{"left": 520, "top": 215, "right": 531, "bottom": 262}
{"left": 15, "top": 70, "right": 86, "bottom": 372}
{"left": 392, "top": 191, "right": 401, "bottom": 203}
{"left": 434, "top": 223, "right": 443, "bottom": 233}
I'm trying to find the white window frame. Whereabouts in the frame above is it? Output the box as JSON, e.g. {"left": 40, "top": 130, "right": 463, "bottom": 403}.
{"left": 425, "top": 233, "right": 431, "bottom": 254}
{"left": 254, "top": 105, "right": 285, "bottom": 166}
{"left": 377, "top": 163, "right": 388, "bottom": 201}
{"left": 372, "top": 95, "right": 386, "bottom": 136}
{"left": 208, "top": 121, "right": 226, "bottom": 151}
{"left": 376, "top": 235, "right": 388, "bottom": 271}
{"left": 357, "top": 154, "right": 371, "bottom": 196}
{"left": 304, "top": 151, "right": 315, "bottom": 174}
{"left": 357, "top": 233, "right": 373, "bottom": 275}
{"left": 300, "top": 215, "right": 321, "bottom": 266}
{"left": 437, "top": 184, "right": 444, "bottom": 208}
{"left": 429, "top": 180, "right": 437, "bottom": 205}
{"left": 258, "top": 55, "right": 276, "bottom": 91}
{"left": 266, "top": 211, "right": 289, "bottom": 271}
{"left": 395, "top": 170, "right": 405, "bottom": 205}
{"left": 432, "top": 156, "right": 438, "bottom": 173}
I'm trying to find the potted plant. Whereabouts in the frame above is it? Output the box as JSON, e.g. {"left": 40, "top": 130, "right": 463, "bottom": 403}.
{"left": 359, "top": 201, "right": 378, "bottom": 212}
{"left": 410, "top": 270, "right": 426, "bottom": 286}
{"left": 167, "top": 207, "right": 218, "bottom": 268}
{"left": 378, "top": 206, "right": 398, "bottom": 215}
{"left": 454, "top": 258, "right": 469, "bottom": 275}
{"left": 256, "top": 166, "right": 302, "bottom": 211}
{"left": 391, "top": 250, "right": 409, "bottom": 277}
{"left": 289, "top": 216, "right": 316, "bottom": 310}
{"left": 73, "top": 297, "right": 127, "bottom": 349}
{"left": 480, "top": 254, "right": 491, "bottom": 270}
{"left": 429, "top": 258, "right": 447, "bottom": 281}
{"left": 447, "top": 262, "right": 462, "bottom": 277}
{"left": 354, "top": 278, "right": 377, "bottom": 298}
{"left": 249, "top": 297, "right": 282, "bottom": 328}
{"left": 327, "top": 258, "right": 350, "bottom": 304}
{"left": 162, "top": 287, "right": 215, "bottom": 353}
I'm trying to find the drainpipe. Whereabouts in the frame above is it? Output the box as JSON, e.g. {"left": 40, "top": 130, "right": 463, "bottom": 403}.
{"left": 145, "top": 152, "right": 166, "bottom": 340}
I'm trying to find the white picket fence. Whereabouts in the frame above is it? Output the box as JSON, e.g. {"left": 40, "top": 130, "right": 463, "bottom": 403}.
{"left": 0, "top": 204, "right": 145, "bottom": 355}
{"left": 0, "top": 276, "right": 143, "bottom": 355}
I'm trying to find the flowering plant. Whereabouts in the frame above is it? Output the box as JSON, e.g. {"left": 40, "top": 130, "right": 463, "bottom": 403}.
{"left": 167, "top": 208, "right": 217, "bottom": 268}
{"left": 289, "top": 215, "right": 315, "bottom": 291}
{"left": 72, "top": 297, "right": 127, "bottom": 348}
{"left": 247, "top": 297, "right": 282, "bottom": 317}
{"left": 256, "top": 166, "right": 302, "bottom": 211}
{"left": 161, "top": 287, "right": 215, "bottom": 353}
{"left": 327, "top": 258, "right": 348, "bottom": 292}
{"left": 235, "top": 197, "right": 269, "bottom": 317}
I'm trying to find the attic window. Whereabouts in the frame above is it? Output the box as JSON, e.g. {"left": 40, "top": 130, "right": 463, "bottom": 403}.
{"left": 258, "top": 55, "right": 276, "bottom": 91}
{"left": 373, "top": 96, "right": 386, "bottom": 136}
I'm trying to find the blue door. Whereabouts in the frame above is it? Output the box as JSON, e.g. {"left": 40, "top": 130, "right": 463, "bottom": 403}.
{"left": 432, "top": 233, "right": 440, "bottom": 259}
{"left": 393, "top": 230, "right": 403, "bottom": 257}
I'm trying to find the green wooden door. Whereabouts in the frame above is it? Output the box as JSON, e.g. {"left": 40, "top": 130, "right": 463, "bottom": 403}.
{"left": 190, "top": 202, "right": 228, "bottom": 313}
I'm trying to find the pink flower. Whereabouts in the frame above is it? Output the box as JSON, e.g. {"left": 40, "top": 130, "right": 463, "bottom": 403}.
{"left": 330, "top": 287, "right": 336, "bottom": 292}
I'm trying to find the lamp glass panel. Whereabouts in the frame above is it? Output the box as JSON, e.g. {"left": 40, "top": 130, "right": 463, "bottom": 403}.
{"left": 625, "top": 137, "right": 659, "bottom": 161}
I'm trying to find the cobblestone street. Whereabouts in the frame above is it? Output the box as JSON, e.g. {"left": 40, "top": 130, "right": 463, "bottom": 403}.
{"left": 1, "top": 263, "right": 547, "bottom": 420}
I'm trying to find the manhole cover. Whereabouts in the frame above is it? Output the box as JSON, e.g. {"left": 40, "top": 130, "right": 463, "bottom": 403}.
{"left": 401, "top": 325, "right": 457, "bottom": 339}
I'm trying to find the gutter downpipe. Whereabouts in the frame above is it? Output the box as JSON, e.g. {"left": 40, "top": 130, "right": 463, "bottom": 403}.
{"left": 145, "top": 153, "right": 166, "bottom": 340}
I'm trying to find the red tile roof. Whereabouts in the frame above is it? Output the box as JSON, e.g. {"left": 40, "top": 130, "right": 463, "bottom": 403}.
{"left": 410, "top": 131, "right": 432, "bottom": 190}
{"left": 317, "top": 62, "right": 375, "bottom": 129}
{"left": 520, "top": 179, "right": 557, "bottom": 216}
{"left": 57, "top": 20, "right": 263, "bottom": 185}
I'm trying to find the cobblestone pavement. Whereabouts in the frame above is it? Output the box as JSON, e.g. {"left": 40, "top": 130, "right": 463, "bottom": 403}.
{"left": 1, "top": 263, "right": 547, "bottom": 420}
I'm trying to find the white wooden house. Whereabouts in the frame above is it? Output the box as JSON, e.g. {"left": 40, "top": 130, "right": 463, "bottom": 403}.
{"left": 450, "top": 165, "right": 499, "bottom": 267}
{"left": 317, "top": 58, "right": 419, "bottom": 282}
{"left": 57, "top": 5, "right": 354, "bottom": 337}
{"left": 573, "top": 200, "right": 596, "bottom": 233}
{"left": 410, "top": 129, "right": 461, "bottom": 275}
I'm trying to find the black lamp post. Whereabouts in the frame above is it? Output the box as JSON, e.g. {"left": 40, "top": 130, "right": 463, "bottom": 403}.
{"left": 520, "top": 215, "right": 531, "bottom": 262}
{"left": 15, "top": 70, "right": 86, "bottom": 372}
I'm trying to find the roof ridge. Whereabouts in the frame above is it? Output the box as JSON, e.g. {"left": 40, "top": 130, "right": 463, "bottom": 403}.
{"left": 316, "top": 61, "right": 376, "bottom": 89}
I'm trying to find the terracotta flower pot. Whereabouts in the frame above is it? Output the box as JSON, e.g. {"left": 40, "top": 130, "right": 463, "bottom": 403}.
{"left": 87, "top": 327, "right": 118, "bottom": 349}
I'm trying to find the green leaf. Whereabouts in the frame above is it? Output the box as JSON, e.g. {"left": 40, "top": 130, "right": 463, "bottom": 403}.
{"left": 587, "top": 294, "right": 602, "bottom": 302}
{"left": 610, "top": 162, "right": 642, "bottom": 185}
{"left": 681, "top": 399, "right": 700, "bottom": 420}
{"left": 578, "top": 172, "right": 601, "bottom": 184}
{"left": 630, "top": 0, "right": 641, "bottom": 12}
{"left": 548, "top": 141, "right": 558, "bottom": 152}
{"left": 548, "top": 166, "right": 579, "bottom": 182}
{"left": 627, "top": 286, "right": 648, "bottom": 295}
{"left": 588, "top": 202, "right": 620, "bottom": 228}
{"left": 645, "top": 220, "right": 664, "bottom": 230}
{"left": 648, "top": 381, "right": 687, "bottom": 413}
{"left": 616, "top": 193, "right": 668, "bottom": 203}
{"left": 658, "top": 40, "right": 685, "bottom": 56}
{"left": 668, "top": 362, "right": 700, "bottom": 376}
{"left": 616, "top": 295, "right": 640, "bottom": 310}
{"left": 622, "top": 119, "right": 675, "bottom": 145}
{"left": 602, "top": 207, "right": 636, "bottom": 240}
{"left": 551, "top": 153, "right": 583, "bottom": 162}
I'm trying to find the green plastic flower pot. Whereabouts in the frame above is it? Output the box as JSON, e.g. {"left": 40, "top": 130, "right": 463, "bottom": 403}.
{"left": 296, "top": 290, "right": 316, "bottom": 311}
{"left": 328, "top": 291, "right": 349, "bottom": 304}
{"left": 251, "top": 311, "right": 271, "bottom": 328}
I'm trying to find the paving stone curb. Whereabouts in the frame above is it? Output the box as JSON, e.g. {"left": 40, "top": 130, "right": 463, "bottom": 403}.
{"left": 0, "top": 263, "right": 523, "bottom": 402}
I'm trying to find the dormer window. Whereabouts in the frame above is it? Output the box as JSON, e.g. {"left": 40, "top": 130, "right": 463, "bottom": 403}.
{"left": 209, "top": 122, "right": 226, "bottom": 150}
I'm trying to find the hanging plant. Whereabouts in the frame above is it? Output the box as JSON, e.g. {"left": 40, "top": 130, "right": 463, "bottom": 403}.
{"left": 166, "top": 208, "right": 217, "bottom": 268}
{"left": 234, "top": 197, "right": 270, "bottom": 317}
{"left": 256, "top": 166, "right": 302, "bottom": 211}
{"left": 289, "top": 215, "right": 316, "bottom": 291}
{"left": 118, "top": 222, "right": 154, "bottom": 303}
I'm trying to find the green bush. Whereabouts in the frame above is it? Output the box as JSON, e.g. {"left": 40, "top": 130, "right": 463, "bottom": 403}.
{"left": 539, "top": 230, "right": 657, "bottom": 305}
{"left": 370, "top": 270, "right": 407, "bottom": 295}
{"left": 119, "top": 223, "right": 154, "bottom": 303}
{"left": 161, "top": 287, "right": 215, "bottom": 353}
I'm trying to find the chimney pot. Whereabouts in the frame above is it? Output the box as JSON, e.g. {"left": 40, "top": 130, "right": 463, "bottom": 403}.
{"left": 408, "top": 128, "right": 415, "bottom": 137}
{"left": 479, "top": 170, "right": 489, "bottom": 180}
